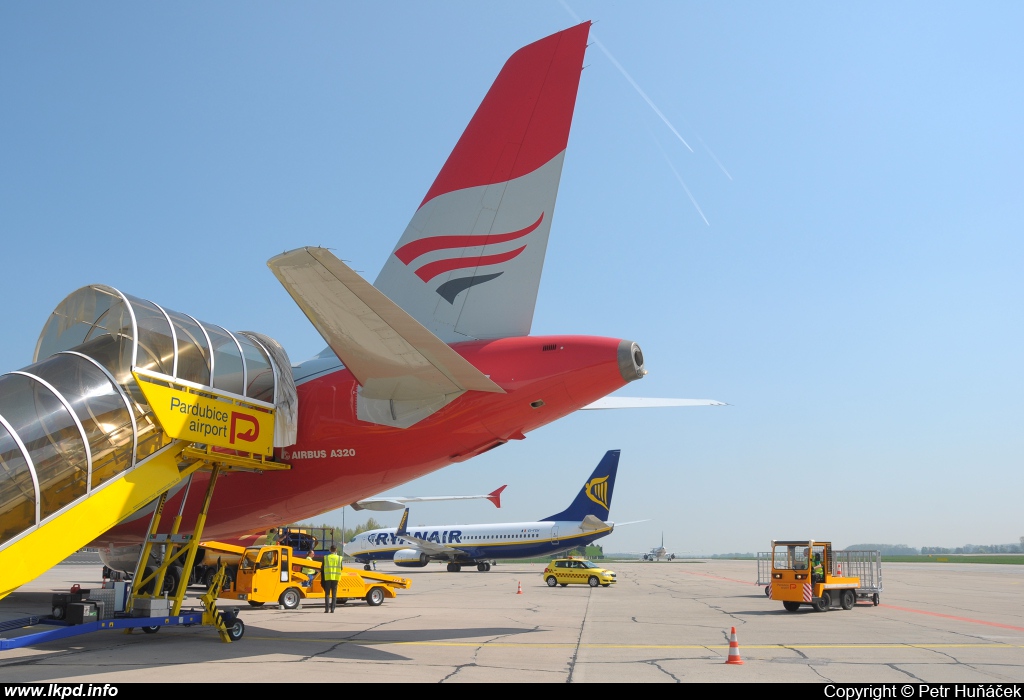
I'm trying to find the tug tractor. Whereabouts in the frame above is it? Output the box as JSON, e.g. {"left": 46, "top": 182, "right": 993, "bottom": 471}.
{"left": 768, "top": 540, "right": 882, "bottom": 612}
{"left": 227, "top": 544, "right": 410, "bottom": 609}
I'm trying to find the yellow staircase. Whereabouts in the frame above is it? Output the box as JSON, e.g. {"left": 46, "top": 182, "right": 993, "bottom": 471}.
{"left": 2, "top": 441, "right": 202, "bottom": 599}
{"left": 0, "top": 283, "right": 296, "bottom": 600}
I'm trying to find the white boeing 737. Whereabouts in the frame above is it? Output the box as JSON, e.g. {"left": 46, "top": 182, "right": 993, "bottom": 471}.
{"left": 345, "top": 451, "right": 620, "bottom": 572}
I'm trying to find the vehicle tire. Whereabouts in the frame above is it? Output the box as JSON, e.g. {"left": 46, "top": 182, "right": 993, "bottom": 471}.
{"left": 601, "top": 584, "right": 610, "bottom": 587}
{"left": 872, "top": 593, "right": 880, "bottom": 606}
{"left": 202, "top": 568, "right": 216, "bottom": 587}
{"left": 226, "top": 618, "right": 245, "bottom": 642}
{"left": 157, "top": 566, "right": 181, "bottom": 597}
{"left": 546, "top": 576, "right": 558, "bottom": 588}
{"left": 222, "top": 567, "right": 236, "bottom": 591}
{"left": 364, "top": 564, "right": 371, "bottom": 571}
{"left": 840, "top": 589, "right": 855, "bottom": 611}
{"left": 560, "top": 583, "right": 568, "bottom": 587}
{"left": 279, "top": 587, "right": 301, "bottom": 610}
{"left": 248, "top": 601, "right": 265, "bottom": 608}
{"left": 137, "top": 566, "right": 157, "bottom": 595}
{"left": 141, "top": 625, "right": 160, "bottom": 634}
{"left": 813, "top": 592, "right": 831, "bottom": 612}
{"left": 365, "top": 587, "right": 385, "bottom": 607}
{"left": 765, "top": 585, "right": 771, "bottom": 597}
{"left": 588, "top": 576, "right": 599, "bottom": 588}
{"left": 783, "top": 601, "right": 801, "bottom": 612}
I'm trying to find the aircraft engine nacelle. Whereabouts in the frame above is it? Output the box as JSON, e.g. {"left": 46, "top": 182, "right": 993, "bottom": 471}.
{"left": 393, "top": 549, "right": 429, "bottom": 567}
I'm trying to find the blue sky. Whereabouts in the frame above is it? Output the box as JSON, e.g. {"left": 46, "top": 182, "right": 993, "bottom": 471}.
{"left": 2, "top": 2, "right": 1022, "bottom": 554}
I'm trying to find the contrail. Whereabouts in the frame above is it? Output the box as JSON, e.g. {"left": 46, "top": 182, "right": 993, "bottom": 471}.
{"left": 698, "top": 136, "right": 733, "bottom": 181}
{"left": 663, "top": 153, "right": 709, "bottom": 226}
{"left": 559, "top": 0, "right": 693, "bottom": 152}
{"left": 643, "top": 122, "right": 710, "bottom": 226}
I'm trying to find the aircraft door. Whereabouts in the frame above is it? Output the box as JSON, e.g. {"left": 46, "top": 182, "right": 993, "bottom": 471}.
{"left": 551, "top": 526, "right": 559, "bottom": 546}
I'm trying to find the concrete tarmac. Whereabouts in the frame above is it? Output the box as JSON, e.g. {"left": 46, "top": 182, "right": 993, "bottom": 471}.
{"left": 1, "top": 559, "right": 1022, "bottom": 683}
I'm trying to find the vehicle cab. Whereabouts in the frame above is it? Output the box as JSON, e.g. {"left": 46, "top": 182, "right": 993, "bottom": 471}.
{"left": 769, "top": 540, "right": 861, "bottom": 612}
{"left": 543, "top": 557, "right": 616, "bottom": 588}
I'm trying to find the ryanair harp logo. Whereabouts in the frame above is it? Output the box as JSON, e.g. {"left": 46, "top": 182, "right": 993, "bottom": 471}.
{"left": 585, "top": 475, "right": 611, "bottom": 510}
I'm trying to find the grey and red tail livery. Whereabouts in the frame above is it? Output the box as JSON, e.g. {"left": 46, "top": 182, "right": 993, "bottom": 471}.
{"left": 374, "top": 22, "right": 592, "bottom": 343}
{"left": 542, "top": 449, "right": 619, "bottom": 523}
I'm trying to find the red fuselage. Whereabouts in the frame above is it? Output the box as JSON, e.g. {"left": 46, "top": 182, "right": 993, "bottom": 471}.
{"left": 99, "top": 334, "right": 635, "bottom": 545}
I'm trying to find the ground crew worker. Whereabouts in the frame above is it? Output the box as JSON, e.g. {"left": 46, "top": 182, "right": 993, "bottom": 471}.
{"left": 812, "top": 553, "right": 824, "bottom": 583}
{"left": 322, "top": 545, "right": 342, "bottom": 613}
{"left": 301, "top": 551, "right": 317, "bottom": 588}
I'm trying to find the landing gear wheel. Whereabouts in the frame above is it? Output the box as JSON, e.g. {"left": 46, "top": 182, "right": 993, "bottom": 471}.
{"left": 447, "top": 563, "right": 461, "bottom": 572}
{"left": 872, "top": 593, "right": 880, "bottom": 606}
{"left": 783, "top": 601, "right": 801, "bottom": 612}
{"left": 226, "top": 618, "right": 245, "bottom": 642}
{"left": 365, "top": 587, "right": 385, "bottom": 607}
{"left": 546, "top": 576, "right": 558, "bottom": 588}
{"left": 141, "top": 625, "right": 160, "bottom": 634}
{"left": 248, "top": 601, "right": 265, "bottom": 607}
{"left": 812, "top": 592, "right": 831, "bottom": 612}
{"left": 279, "top": 587, "right": 301, "bottom": 610}
{"left": 166, "top": 566, "right": 183, "bottom": 595}
{"left": 588, "top": 576, "right": 600, "bottom": 587}
{"left": 840, "top": 589, "right": 855, "bottom": 610}
{"left": 364, "top": 564, "right": 371, "bottom": 571}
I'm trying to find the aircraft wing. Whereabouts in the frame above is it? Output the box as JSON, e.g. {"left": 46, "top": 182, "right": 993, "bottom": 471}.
{"left": 268, "top": 247, "right": 504, "bottom": 402}
{"left": 393, "top": 508, "right": 468, "bottom": 558}
{"left": 581, "top": 397, "right": 726, "bottom": 409}
{"left": 352, "top": 485, "right": 506, "bottom": 511}
{"left": 395, "top": 534, "right": 468, "bottom": 559}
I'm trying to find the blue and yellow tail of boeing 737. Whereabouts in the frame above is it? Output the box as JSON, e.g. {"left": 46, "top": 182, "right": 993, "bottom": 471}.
{"left": 541, "top": 449, "right": 619, "bottom": 523}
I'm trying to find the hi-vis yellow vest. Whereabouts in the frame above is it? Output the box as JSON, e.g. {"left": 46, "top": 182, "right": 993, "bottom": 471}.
{"left": 323, "top": 553, "right": 342, "bottom": 580}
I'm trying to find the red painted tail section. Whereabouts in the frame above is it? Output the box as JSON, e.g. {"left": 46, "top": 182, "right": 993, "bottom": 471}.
{"left": 421, "top": 21, "right": 591, "bottom": 207}
{"left": 375, "top": 22, "right": 593, "bottom": 342}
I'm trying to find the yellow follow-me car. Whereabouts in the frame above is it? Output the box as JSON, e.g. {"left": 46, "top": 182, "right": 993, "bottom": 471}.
{"left": 543, "top": 558, "right": 617, "bottom": 588}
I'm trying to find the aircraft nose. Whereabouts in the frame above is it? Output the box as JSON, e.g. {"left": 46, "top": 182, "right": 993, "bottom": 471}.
{"left": 617, "top": 340, "right": 647, "bottom": 383}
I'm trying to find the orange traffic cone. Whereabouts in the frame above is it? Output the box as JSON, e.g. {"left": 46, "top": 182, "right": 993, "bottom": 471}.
{"left": 724, "top": 626, "right": 744, "bottom": 665}
{"left": 517, "top": 581, "right": 523, "bottom": 595}
{"left": 837, "top": 563, "right": 843, "bottom": 577}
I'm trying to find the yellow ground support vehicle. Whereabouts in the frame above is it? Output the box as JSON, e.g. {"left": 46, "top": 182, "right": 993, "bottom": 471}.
{"left": 543, "top": 557, "right": 617, "bottom": 587}
{"left": 227, "top": 544, "right": 411, "bottom": 609}
{"left": 769, "top": 540, "right": 882, "bottom": 612}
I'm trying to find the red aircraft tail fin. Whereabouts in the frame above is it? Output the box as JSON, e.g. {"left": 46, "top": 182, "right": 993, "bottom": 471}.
{"left": 374, "top": 23, "right": 592, "bottom": 343}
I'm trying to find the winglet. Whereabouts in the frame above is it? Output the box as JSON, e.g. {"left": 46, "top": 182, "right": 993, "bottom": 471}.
{"left": 396, "top": 508, "right": 410, "bottom": 538}
{"left": 487, "top": 485, "right": 507, "bottom": 509}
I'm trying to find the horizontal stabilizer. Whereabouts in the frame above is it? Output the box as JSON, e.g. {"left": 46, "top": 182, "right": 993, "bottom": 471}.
{"left": 580, "top": 514, "right": 610, "bottom": 531}
{"left": 268, "top": 247, "right": 504, "bottom": 403}
{"left": 581, "top": 397, "right": 726, "bottom": 409}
